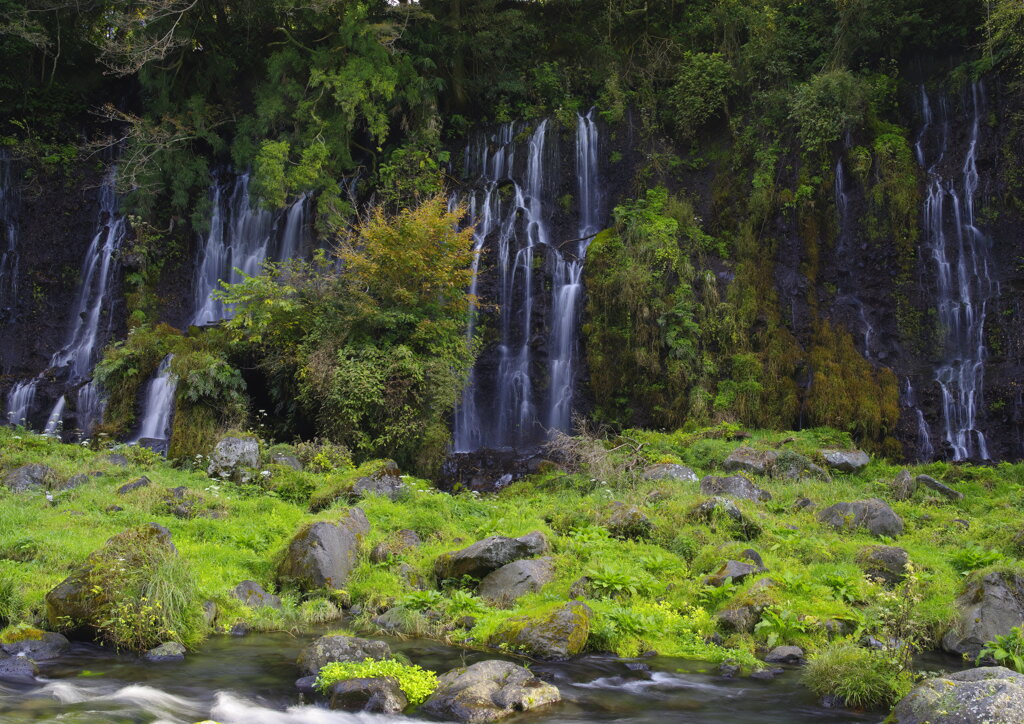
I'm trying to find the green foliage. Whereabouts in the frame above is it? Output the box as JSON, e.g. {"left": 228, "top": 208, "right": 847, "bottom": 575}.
{"left": 753, "top": 607, "right": 807, "bottom": 648}
{"left": 789, "top": 70, "right": 871, "bottom": 156}
{"left": 950, "top": 544, "right": 1004, "bottom": 575}
{"left": 802, "top": 642, "right": 915, "bottom": 710}
{"left": 978, "top": 626, "right": 1024, "bottom": 671}
{"left": 0, "top": 569, "right": 23, "bottom": 627}
{"left": 666, "top": 52, "right": 733, "bottom": 141}
{"left": 315, "top": 658, "right": 438, "bottom": 706}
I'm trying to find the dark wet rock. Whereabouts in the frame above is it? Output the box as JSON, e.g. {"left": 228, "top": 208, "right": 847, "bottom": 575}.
{"left": 943, "top": 572, "right": 1024, "bottom": 660}
{"left": 421, "top": 659, "right": 561, "bottom": 723}
{"left": 568, "top": 576, "right": 591, "bottom": 598}
{"left": 723, "top": 448, "right": 778, "bottom": 476}
{"left": 278, "top": 508, "right": 370, "bottom": 592}
{"left": 397, "top": 562, "right": 426, "bottom": 590}
{"left": 820, "top": 449, "right": 870, "bottom": 473}
{"left": 329, "top": 676, "right": 407, "bottom": 713}
{"left": 705, "top": 559, "right": 762, "bottom": 587}
{"left": 916, "top": 474, "right": 964, "bottom": 501}
{"left": 718, "top": 606, "right": 758, "bottom": 633}
{"left": 690, "top": 497, "right": 760, "bottom": 539}
{"left": 104, "top": 454, "right": 130, "bottom": 467}
{"left": 161, "top": 486, "right": 204, "bottom": 519}
{"left": 857, "top": 545, "right": 909, "bottom": 586}
{"left": 297, "top": 634, "right": 391, "bottom": 677}
{"left": 295, "top": 675, "right": 317, "bottom": 695}
{"left": 605, "top": 503, "right": 652, "bottom": 540}
{"left": 488, "top": 601, "right": 591, "bottom": 660}
{"left": 0, "top": 631, "right": 69, "bottom": 660}
{"left": 369, "top": 529, "right": 422, "bottom": 563}
{"left": 353, "top": 460, "right": 406, "bottom": 500}
{"left": 230, "top": 580, "right": 282, "bottom": 610}
{"left": 642, "top": 463, "right": 698, "bottom": 483}
{"left": 435, "top": 532, "right": 549, "bottom": 581}
{"left": 889, "top": 667, "right": 1024, "bottom": 724}
{"left": 772, "top": 451, "right": 829, "bottom": 481}
{"left": 202, "top": 601, "right": 217, "bottom": 626}
{"left": 104, "top": 505, "right": 123, "bottom": 513}
{"left": 793, "top": 497, "right": 815, "bottom": 511}
{"left": 890, "top": 469, "right": 917, "bottom": 501}
{"left": 818, "top": 498, "right": 903, "bottom": 537}
{"left": 719, "top": 663, "right": 740, "bottom": 678}
{"left": 206, "top": 436, "right": 259, "bottom": 483}
{"left": 45, "top": 523, "right": 176, "bottom": 630}
{"left": 0, "top": 651, "right": 37, "bottom": 682}
{"left": 230, "top": 622, "right": 250, "bottom": 636}
{"left": 750, "top": 667, "right": 785, "bottom": 680}
{"left": 117, "top": 476, "right": 151, "bottom": 495}
{"left": 272, "top": 453, "right": 303, "bottom": 471}
{"left": 700, "top": 474, "right": 771, "bottom": 502}
{"left": 143, "top": 641, "right": 185, "bottom": 663}
{"left": 764, "top": 645, "right": 804, "bottom": 665}
{"left": 478, "top": 557, "right": 555, "bottom": 606}
{"left": 3, "top": 464, "right": 55, "bottom": 492}
{"left": 60, "top": 473, "right": 90, "bottom": 490}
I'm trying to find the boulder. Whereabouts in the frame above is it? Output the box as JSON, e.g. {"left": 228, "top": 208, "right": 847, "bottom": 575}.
{"left": 435, "top": 532, "right": 549, "bottom": 581}
{"left": 942, "top": 572, "right": 1024, "bottom": 660}
{"left": 60, "top": 473, "right": 91, "bottom": 490}
{"left": 857, "top": 545, "right": 909, "bottom": 586}
{"left": 117, "top": 476, "right": 151, "bottom": 495}
{"left": 605, "top": 503, "right": 652, "bottom": 539}
{"left": 0, "top": 630, "right": 70, "bottom": 660}
{"left": 820, "top": 449, "right": 870, "bottom": 473}
{"left": 3, "top": 464, "right": 55, "bottom": 492}
{"left": 143, "top": 641, "right": 185, "bottom": 663}
{"left": 161, "top": 486, "right": 204, "bottom": 518}
{"left": 206, "top": 436, "right": 259, "bottom": 483}
{"left": 717, "top": 606, "right": 758, "bottom": 633}
{"left": 45, "top": 523, "right": 177, "bottom": 630}
{"left": 890, "top": 469, "right": 917, "bottom": 501}
{"left": 328, "top": 676, "right": 407, "bottom": 713}
{"left": 772, "top": 451, "right": 829, "bottom": 481}
{"left": 817, "top": 498, "right": 904, "bottom": 537}
{"left": 723, "top": 448, "right": 778, "bottom": 476}
{"left": 352, "top": 460, "right": 406, "bottom": 501}
{"left": 277, "top": 508, "right": 369, "bottom": 592}
{"left": 764, "top": 645, "right": 804, "bottom": 665}
{"left": 889, "top": 667, "right": 1024, "bottom": 724}
{"left": 421, "top": 659, "right": 561, "bottom": 723}
{"left": 296, "top": 634, "right": 391, "bottom": 677}
{"left": 690, "top": 497, "right": 760, "bottom": 539}
{"left": 230, "top": 580, "right": 282, "bottom": 610}
{"left": 700, "top": 474, "right": 771, "bottom": 502}
{"left": 916, "top": 474, "right": 964, "bottom": 501}
{"left": 271, "top": 453, "right": 302, "bottom": 471}
{"left": 488, "top": 601, "right": 591, "bottom": 660}
{"left": 370, "top": 529, "right": 421, "bottom": 563}
{"left": 104, "top": 454, "right": 129, "bottom": 467}
{"left": 0, "top": 651, "right": 38, "bottom": 682}
{"left": 478, "top": 557, "right": 555, "bottom": 606}
{"left": 642, "top": 464, "right": 698, "bottom": 483}
{"left": 705, "top": 559, "right": 762, "bottom": 587}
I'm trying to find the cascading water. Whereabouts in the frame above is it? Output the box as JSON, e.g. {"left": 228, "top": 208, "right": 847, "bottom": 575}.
{"left": 833, "top": 157, "right": 876, "bottom": 360}
{"left": 917, "top": 82, "right": 996, "bottom": 460}
{"left": 903, "top": 378, "right": 935, "bottom": 461}
{"left": 134, "top": 355, "right": 177, "bottom": 443}
{"left": 5, "top": 380, "right": 35, "bottom": 427}
{"left": 192, "top": 175, "right": 309, "bottom": 325}
{"left": 452, "top": 112, "right": 602, "bottom": 451}
{"left": 0, "top": 149, "right": 18, "bottom": 333}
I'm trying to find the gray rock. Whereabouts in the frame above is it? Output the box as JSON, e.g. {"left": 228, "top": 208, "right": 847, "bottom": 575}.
{"left": 104, "top": 454, "right": 130, "bottom": 467}
{"left": 723, "top": 448, "right": 778, "bottom": 476}
{"left": 3, "top": 464, "right": 55, "bottom": 492}
{"left": 353, "top": 461, "right": 406, "bottom": 500}
{"left": 488, "top": 601, "right": 591, "bottom": 660}
{"left": 435, "top": 532, "right": 549, "bottom": 581}
{"left": 295, "top": 675, "right": 317, "bottom": 695}
{"left": 271, "top": 453, "right": 303, "bottom": 470}
{"left": 764, "top": 645, "right": 804, "bottom": 664}
{"left": 230, "top": 580, "right": 282, "bottom": 610}
{"left": 857, "top": 545, "right": 909, "bottom": 586}
{"left": 889, "top": 667, "right": 1024, "bottom": 724}
{"left": 117, "top": 476, "right": 151, "bottom": 495}
{"left": 718, "top": 606, "right": 758, "bottom": 633}
{"left": 61, "top": 473, "right": 91, "bottom": 490}
{"left": 750, "top": 666, "right": 785, "bottom": 680}
{"left": 820, "top": 449, "right": 870, "bottom": 473}
{"left": 890, "top": 469, "right": 917, "bottom": 501}
{"left": 690, "top": 497, "right": 760, "bottom": 539}
{"left": 296, "top": 634, "right": 391, "bottom": 677}
{"left": 943, "top": 572, "right": 1024, "bottom": 659}
{"left": 772, "top": 451, "right": 829, "bottom": 481}
{"left": 606, "top": 503, "right": 652, "bottom": 539}
{"left": 278, "top": 508, "right": 369, "bottom": 592}
{"left": 421, "top": 659, "right": 561, "bottom": 723}
{"left": 478, "top": 557, "right": 555, "bottom": 606}
{"left": 705, "top": 559, "right": 762, "bottom": 587}
{"left": 370, "top": 529, "right": 421, "bottom": 563}
{"left": 202, "top": 600, "right": 217, "bottom": 626}
{"left": 143, "top": 641, "right": 185, "bottom": 662}
{"left": 206, "top": 436, "right": 260, "bottom": 483}
{"left": 329, "top": 676, "right": 407, "bottom": 713}
{"left": 916, "top": 474, "right": 964, "bottom": 501}
{"left": 700, "top": 474, "right": 771, "bottom": 502}
{"left": 642, "top": 464, "right": 698, "bottom": 483}
{"left": 818, "top": 498, "right": 904, "bottom": 537}
{"left": 0, "top": 651, "right": 38, "bottom": 682}
{"left": 0, "top": 631, "right": 70, "bottom": 660}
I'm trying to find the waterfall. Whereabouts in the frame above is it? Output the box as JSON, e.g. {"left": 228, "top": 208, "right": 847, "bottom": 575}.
{"left": 918, "top": 82, "right": 996, "bottom": 460}
{"left": 903, "top": 378, "right": 934, "bottom": 461}
{"left": 452, "top": 111, "right": 603, "bottom": 451}
{"left": 192, "top": 175, "right": 309, "bottom": 326}
{"left": 134, "top": 354, "right": 177, "bottom": 443}
{"left": 0, "top": 149, "right": 18, "bottom": 333}
{"left": 5, "top": 380, "right": 36, "bottom": 427}
{"left": 832, "top": 155, "right": 878, "bottom": 360}
{"left": 43, "top": 396, "right": 65, "bottom": 436}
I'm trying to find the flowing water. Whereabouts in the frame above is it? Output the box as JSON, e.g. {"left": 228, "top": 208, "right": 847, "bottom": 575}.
{"left": 917, "top": 83, "right": 996, "bottom": 460}
{"left": 452, "top": 112, "right": 602, "bottom": 451}
{"left": 0, "top": 631, "right": 876, "bottom": 723}
{"left": 0, "top": 149, "right": 18, "bottom": 339}
{"left": 133, "top": 355, "right": 177, "bottom": 443}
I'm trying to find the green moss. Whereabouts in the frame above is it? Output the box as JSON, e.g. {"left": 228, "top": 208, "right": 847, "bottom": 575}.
{"left": 315, "top": 658, "right": 438, "bottom": 706}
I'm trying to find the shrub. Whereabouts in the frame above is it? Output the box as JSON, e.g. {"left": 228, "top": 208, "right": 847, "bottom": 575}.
{"left": 0, "top": 572, "right": 23, "bottom": 627}
{"left": 315, "top": 658, "right": 438, "bottom": 706}
{"left": 802, "top": 642, "right": 914, "bottom": 710}
{"left": 666, "top": 52, "right": 734, "bottom": 140}
{"left": 789, "top": 70, "right": 870, "bottom": 156}
{"left": 978, "top": 626, "right": 1024, "bottom": 671}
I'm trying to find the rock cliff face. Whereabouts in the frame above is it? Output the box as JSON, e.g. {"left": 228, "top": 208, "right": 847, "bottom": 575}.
{"left": 1, "top": 71, "right": 1022, "bottom": 462}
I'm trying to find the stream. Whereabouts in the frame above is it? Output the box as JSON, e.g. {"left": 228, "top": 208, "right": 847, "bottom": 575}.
{"left": 0, "top": 630, "right": 879, "bottom": 723}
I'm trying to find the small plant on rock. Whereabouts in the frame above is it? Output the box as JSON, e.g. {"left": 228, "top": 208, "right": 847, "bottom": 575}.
{"left": 978, "top": 626, "right": 1024, "bottom": 672}
{"left": 315, "top": 657, "right": 438, "bottom": 706}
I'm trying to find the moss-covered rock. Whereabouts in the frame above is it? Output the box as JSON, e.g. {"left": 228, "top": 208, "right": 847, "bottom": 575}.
{"left": 488, "top": 601, "right": 591, "bottom": 659}
{"left": 277, "top": 508, "right": 370, "bottom": 592}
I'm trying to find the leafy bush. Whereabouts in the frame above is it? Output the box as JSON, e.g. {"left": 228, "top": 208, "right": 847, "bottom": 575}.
{"left": 666, "top": 52, "right": 734, "bottom": 140}
{"left": 802, "top": 642, "right": 914, "bottom": 710}
{"left": 789, "top": 70, "right": 870, "bottom": 156}
{"left": 0, "top": 570, "right": 23, "bottom": 626}
{"left": 315, "top": 658, "right": 438, "bottom": 706}
{"left": 753, "top": 607, "right": 807, "bottom": 648}
{"left": 586, "top": 564, "right": 654, "bottom": 598}
{"left": 950, "top": 544, "right": 1004, "bottom": 574}
{"left": 978, "top": 626, "right": 1024, "bottom": 671}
